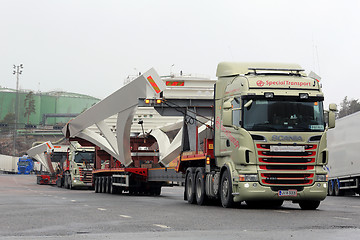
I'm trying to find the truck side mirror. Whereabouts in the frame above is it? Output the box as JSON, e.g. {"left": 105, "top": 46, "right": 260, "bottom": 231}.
{"left": 223, "top": 101, "right": 233, "bottom": 127}
{"left": 328, "top": 103, "right": 337, "bottom": 129}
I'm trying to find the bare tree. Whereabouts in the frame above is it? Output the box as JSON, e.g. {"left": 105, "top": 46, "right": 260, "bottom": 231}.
{"left": 24, "top": 91, "right": 36, "bottom": 124}
{"left": 338, "top": 96, "right": 360, "bottom": 118}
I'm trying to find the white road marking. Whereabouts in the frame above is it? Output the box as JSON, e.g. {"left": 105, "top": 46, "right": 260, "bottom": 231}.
{"left": 153, "top": 224, "right": 171, "bottom": 229}
{"left": 97, "top": 208, "right": 107, "bottom": 211}
{"left": 333, "top": 216, "right": 351, "bottom": 220}
{"left": 274, "top": 210, "right": 290, "bottom": 214}
{"left": 62, "top": 197, "right": 67, "bottom": 200}
{"left": 71, "top": 200, "right": 76, "bottom": 202}
{"left": 119, "top": 215, "right": 132, "bottom": 218}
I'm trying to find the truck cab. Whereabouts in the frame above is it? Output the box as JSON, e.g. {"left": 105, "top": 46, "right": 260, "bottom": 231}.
{"left": 211, "top": 62, "right": 336, "bottom": 209}
{"left": 64, "top": 141, "right": 95, "bottom": 189}
{"left": 17, "top": 156, "right": 34, "bottom": 174}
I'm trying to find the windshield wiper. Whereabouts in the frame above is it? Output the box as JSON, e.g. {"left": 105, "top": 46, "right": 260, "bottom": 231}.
{"left": 251, "top": 123, "right": 279, "bottom": 131}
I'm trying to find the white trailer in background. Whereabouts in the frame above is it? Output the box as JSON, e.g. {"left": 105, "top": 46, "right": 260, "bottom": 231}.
{"left": 0, "top": 154, "right": 18, "bottom": 174}
{"left": 327, "top": 111, "right": 360, "bottom": 196}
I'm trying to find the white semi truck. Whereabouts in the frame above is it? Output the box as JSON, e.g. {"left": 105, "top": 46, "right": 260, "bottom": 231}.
{"left": 327, "top": 111, "right": 360, "bottom": 196}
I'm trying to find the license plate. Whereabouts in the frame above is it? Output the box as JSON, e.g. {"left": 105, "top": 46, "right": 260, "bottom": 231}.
{"left": 270, "top": 145, "right": 304, "bottom": 152}
{"left": 278, "top": 190, "right": 297, "bottom": 197}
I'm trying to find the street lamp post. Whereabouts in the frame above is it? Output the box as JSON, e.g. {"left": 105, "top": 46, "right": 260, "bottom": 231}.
{"left": 12, "top": 64, "right": 23, "bottom": 156}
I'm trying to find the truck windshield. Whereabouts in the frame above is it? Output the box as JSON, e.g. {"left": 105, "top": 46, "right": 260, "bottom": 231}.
{"left": 18, "top": 161, "right": 30, "bottom": 166}
{"left": 74, "top": 151, "right": 95, "bottom": 164}
{"left": 243, "top": 99, "right": 325, "bottom": 132}
{"left": 51, "top": 152, "right": 67, "bottom": 163}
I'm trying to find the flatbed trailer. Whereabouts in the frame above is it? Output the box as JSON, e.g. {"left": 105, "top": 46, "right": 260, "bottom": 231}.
{"left": 63, "top": 69, "right": 214, "bottom": 195}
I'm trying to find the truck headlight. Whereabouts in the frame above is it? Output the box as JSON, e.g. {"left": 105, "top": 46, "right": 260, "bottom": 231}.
{"left": 316, "top": 174, "right": 328, "bottom": 182}
{"left": 239, "top": 174, "right": 259, "bottom": 182}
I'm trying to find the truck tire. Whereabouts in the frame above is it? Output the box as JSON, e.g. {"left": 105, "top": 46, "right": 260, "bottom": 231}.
{"left": 64, "top": 174, "right": 68, "bottom": 189}
{"left": 220, "top": 169, "right": 234, "bottom": 208}
{"left": 103, "top": 177, "right": 108, "bottom": 193}
{"left": 334, "top": 180, "right": 344, "bottom": 196}
{"left": 195, "top": 168, "right": 207, "bottom": 205}
{"left": 56, "top": 178, "right": 62, "bottom": 188}
{"left": 328, "top": 180, "right": 334, "bottom": 196}
{"left": 65, "top": 173, "right": 71, "bottom": 189}
{"left": 99, "top": 177, "right": 103, "bottom": 193}
{"left": 299, "top": 200, "right": 320, "bottom": 210}
{"left": 94, "top": 177, "right": 99, "bottom": 193}
{"left": 102, "top": 177, "right": 106, "bottom": 193}
{"left": 109, "top": 177, "right": 116, "bottom": 194}
{"left": 105, "top": 177, "right": 111, "bottom": 194}
{"left": 185, "top": 168, "right": 196, "bottom": 204}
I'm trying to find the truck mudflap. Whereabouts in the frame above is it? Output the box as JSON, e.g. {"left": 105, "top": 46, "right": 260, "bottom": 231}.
{"left": 148, "top": 168, "right": 185, "bottom": 182}
{"left": 231, "top": 182, "right": 328, "bottom": 202}
{"left": 37, "top": 175, "right": 50, "bottom": 185}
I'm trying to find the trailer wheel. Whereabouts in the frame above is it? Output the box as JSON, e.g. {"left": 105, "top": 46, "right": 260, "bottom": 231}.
{"left": 299, "top": 200, "right": 320, "bottom": 210}
{"left": 328, "top": 180, "right": 334, "bottom": 196}
{"left": 94, "top": 177, "right": 99, "bottom": 193}
{"left": 195, "top": 168, "right": 207, "bottom": 205}
{"left": 98, "top": 177, "right": 103, "bottom": 193}
{"left": 220, "top": 169, "right": 234, "bottom": 208}
{"left": 185, "top": 168, "right": 196, "bottom": 204}
{"left": 101, "top": 177, "right": 107, "bottom": 193}
{"left": 109, "top": 177, "right": 116, "bottom": 194}
{"left": 103, "top": 177, "right": 108, "bottom": 193}
{"left": 334, "top": 180, "right": 344, "bottom": 196}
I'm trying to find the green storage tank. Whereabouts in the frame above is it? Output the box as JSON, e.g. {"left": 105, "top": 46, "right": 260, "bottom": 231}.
{"left": 0, "top": 88, "right": 99, "bottom": 126}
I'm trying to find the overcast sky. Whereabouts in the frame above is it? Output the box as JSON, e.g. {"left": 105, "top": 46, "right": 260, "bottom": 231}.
{"left": 1, "top": 0, "right": 359, "bottom": 107}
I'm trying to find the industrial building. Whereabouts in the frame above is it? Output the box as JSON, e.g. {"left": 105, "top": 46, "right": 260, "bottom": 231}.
{"left": 0, "top": 88, "right": 99, "bottom": 127}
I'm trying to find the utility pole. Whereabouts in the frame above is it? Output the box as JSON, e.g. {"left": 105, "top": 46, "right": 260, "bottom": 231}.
{"left": 12, "top": 64, "right": 23, "bottom": 156}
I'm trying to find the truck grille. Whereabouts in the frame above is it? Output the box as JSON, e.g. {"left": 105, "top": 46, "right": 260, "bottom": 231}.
{"left": 257, "top": 144, "right": 317, "bottom": 186}
{"left": 79, "top": 168, "right": 93, "bottom": 183}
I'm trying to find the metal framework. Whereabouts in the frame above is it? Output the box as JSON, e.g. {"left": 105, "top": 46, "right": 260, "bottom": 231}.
{"left": 62, "top": 69, "right": 216, "bottom": 167}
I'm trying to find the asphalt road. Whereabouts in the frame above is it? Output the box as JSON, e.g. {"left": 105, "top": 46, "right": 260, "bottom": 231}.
{"left": 1, "top": 174, "right": 360, "bottom": 240}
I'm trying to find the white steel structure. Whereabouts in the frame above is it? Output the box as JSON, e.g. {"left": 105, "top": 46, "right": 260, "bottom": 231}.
{"left": 63, "top": 69, "right": 216, "bottom": 167}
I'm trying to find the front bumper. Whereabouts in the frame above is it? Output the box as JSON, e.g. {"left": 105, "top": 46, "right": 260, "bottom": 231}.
{"left": 232, "top": 182, "right": 328, "bottom": 202}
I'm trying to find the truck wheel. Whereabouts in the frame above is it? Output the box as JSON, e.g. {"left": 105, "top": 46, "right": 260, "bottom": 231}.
{"left": 185, "top": 168, "right": 196, "bottom": 204}
{"left": 220, "top": 170, "right": 234, "bottom": 208}
{"left": 103, "top": 177, "right": 107, "bottom": 193}
{"left": 94, "top": 177, "right": 99, "bottom": 193}
{"left": 102, "top": 177, "right": 107, "bottom": 193}
{"left": 56, "top": 178, "right": 61, "bottom": 188}
{"left": 106, "top": 177, "right": 110, "bottom": 194}
{"left": 98, "top": 177, "right": 103, "bottom": 193}
{"left": 334, "top": 180, "right": 344, "bottom": 196}
{"left": 299, "top": 200, "right": 320, "bottom": 210}
{"left": 195, "top": 168, "right": 207, "bottom": 205}
{"left": 328, "top": 180, "right": 334, "bottom": 196}
{"left": 109, "top": 177, "right": 115, "bottom": 194}
{"left": 64, "top": 174, "right": 68, "bottom": 189}
{"left": 65, "top": 174, "right": 71, "bottom": 189}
